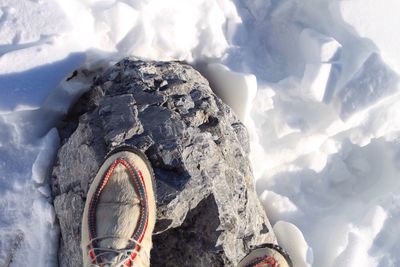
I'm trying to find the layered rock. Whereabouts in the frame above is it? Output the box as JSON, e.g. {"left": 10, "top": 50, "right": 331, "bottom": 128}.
{"left": 52, "top": 59, "right": 276, "bottom": 267}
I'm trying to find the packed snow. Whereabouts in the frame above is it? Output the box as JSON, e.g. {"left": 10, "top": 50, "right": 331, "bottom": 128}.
{"left": 1, "top": 0, "right": 399, "bottom": 266}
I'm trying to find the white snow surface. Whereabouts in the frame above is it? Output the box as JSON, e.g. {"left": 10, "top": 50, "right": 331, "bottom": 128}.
{"left": 1, "top": 0, "right": 400, "bottom": 266}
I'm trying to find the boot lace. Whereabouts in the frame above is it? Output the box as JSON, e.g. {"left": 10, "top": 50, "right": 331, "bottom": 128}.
{"left": 85, "top": 235, "right": 149, "bottom": 267}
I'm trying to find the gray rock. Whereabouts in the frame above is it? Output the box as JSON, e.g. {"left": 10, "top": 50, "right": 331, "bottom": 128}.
{"left": 52, "top": 59, "right": 276, "bottom": 267}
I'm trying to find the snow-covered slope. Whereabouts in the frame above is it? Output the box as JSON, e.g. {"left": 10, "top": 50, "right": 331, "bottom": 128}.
{"left": 1, "top": 0, "right": 399, "bottom": 266}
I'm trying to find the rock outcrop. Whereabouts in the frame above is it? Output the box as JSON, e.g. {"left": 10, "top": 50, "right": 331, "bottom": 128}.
{"left": 52, "top": 59, "right": 276, "bottom": 267}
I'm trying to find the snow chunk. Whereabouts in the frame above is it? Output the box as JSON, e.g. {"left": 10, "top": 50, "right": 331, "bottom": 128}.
{"left": 97, "top": 2, "right": 139, "bottom": 48}
{"left": 260, "top": 190, "right": 301, "bottom": 223}
{"left": 32, "top": 128, "right": 60, "bottom": 185}
{"left": 299, "top": 29, "right": 341, "bottom": 63}
{"left": 201, "top": 63, "right": 257, "bottom": 123}
{"left": 337, "top": 53, "right": 399, "bottom": 119}
{"left": 301, "top": 63, "right": 332, "bottom": 102}
{"left": 274, "top": 221, "right": 313, "bottom": 267}
{"left": 299, "top": 29, "right": 342, "bottom": 102}
{"left": 340, "top": 0, "right": 400, "bottom": 73}
{"left": 57, "top": 0, "right": 241, "bottom": 61}
{"left": 333, "top": 206, "right": 387, "bottom": 267}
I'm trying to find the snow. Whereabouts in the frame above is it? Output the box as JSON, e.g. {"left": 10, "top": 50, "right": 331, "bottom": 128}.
{"left": 336, "top": 53, "right": 399, "bottom": 119}
{"left": 340, "top": 0, "right": 400, "bottom": 74}
{"left": 274, "top": 221, "right": 313, "bottom": 267}
{"left": 1, "top": 0, "right": 400, "bottom": 266}
{"left": 299, "top": 29, "right": 342, "bottom": 64}
{"left": 199, "top": 63, "right": 257, "bottom": 123}
{"left": 299, "top": 29, "right": 342, "bottom": 102}
{"left": 301, "top": 63, "right": 332, "bottom": 102}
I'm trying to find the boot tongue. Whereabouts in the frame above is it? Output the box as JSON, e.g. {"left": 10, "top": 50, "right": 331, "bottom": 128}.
{"left": 95, "top": 163, "right": 141, "bottom": 250}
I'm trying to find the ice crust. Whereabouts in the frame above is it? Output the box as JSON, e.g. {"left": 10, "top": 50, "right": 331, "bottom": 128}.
{"left": 1, "top": 0, "right": 400, "bottom": 266}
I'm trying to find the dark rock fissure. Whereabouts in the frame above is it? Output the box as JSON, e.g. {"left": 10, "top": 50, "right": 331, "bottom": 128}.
{"left": 152, "top": 194, "right": 224, "bottom": 267}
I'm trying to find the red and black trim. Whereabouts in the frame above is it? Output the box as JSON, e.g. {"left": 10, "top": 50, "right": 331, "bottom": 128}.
{"left": 246, "top": 255, "right": 278, "bottom": 267}
{"left": 243, "top": 244, "right": 293, "bottom": 267}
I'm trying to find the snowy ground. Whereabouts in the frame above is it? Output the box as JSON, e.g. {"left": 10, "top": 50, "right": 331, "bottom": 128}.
{"left": 1, "top": 0, "right": 400, "bottom": 266}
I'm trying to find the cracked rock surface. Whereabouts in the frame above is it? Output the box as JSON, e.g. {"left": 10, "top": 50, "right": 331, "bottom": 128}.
{"left": 52, "top": 59, "right": 276, "bottom": 267}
